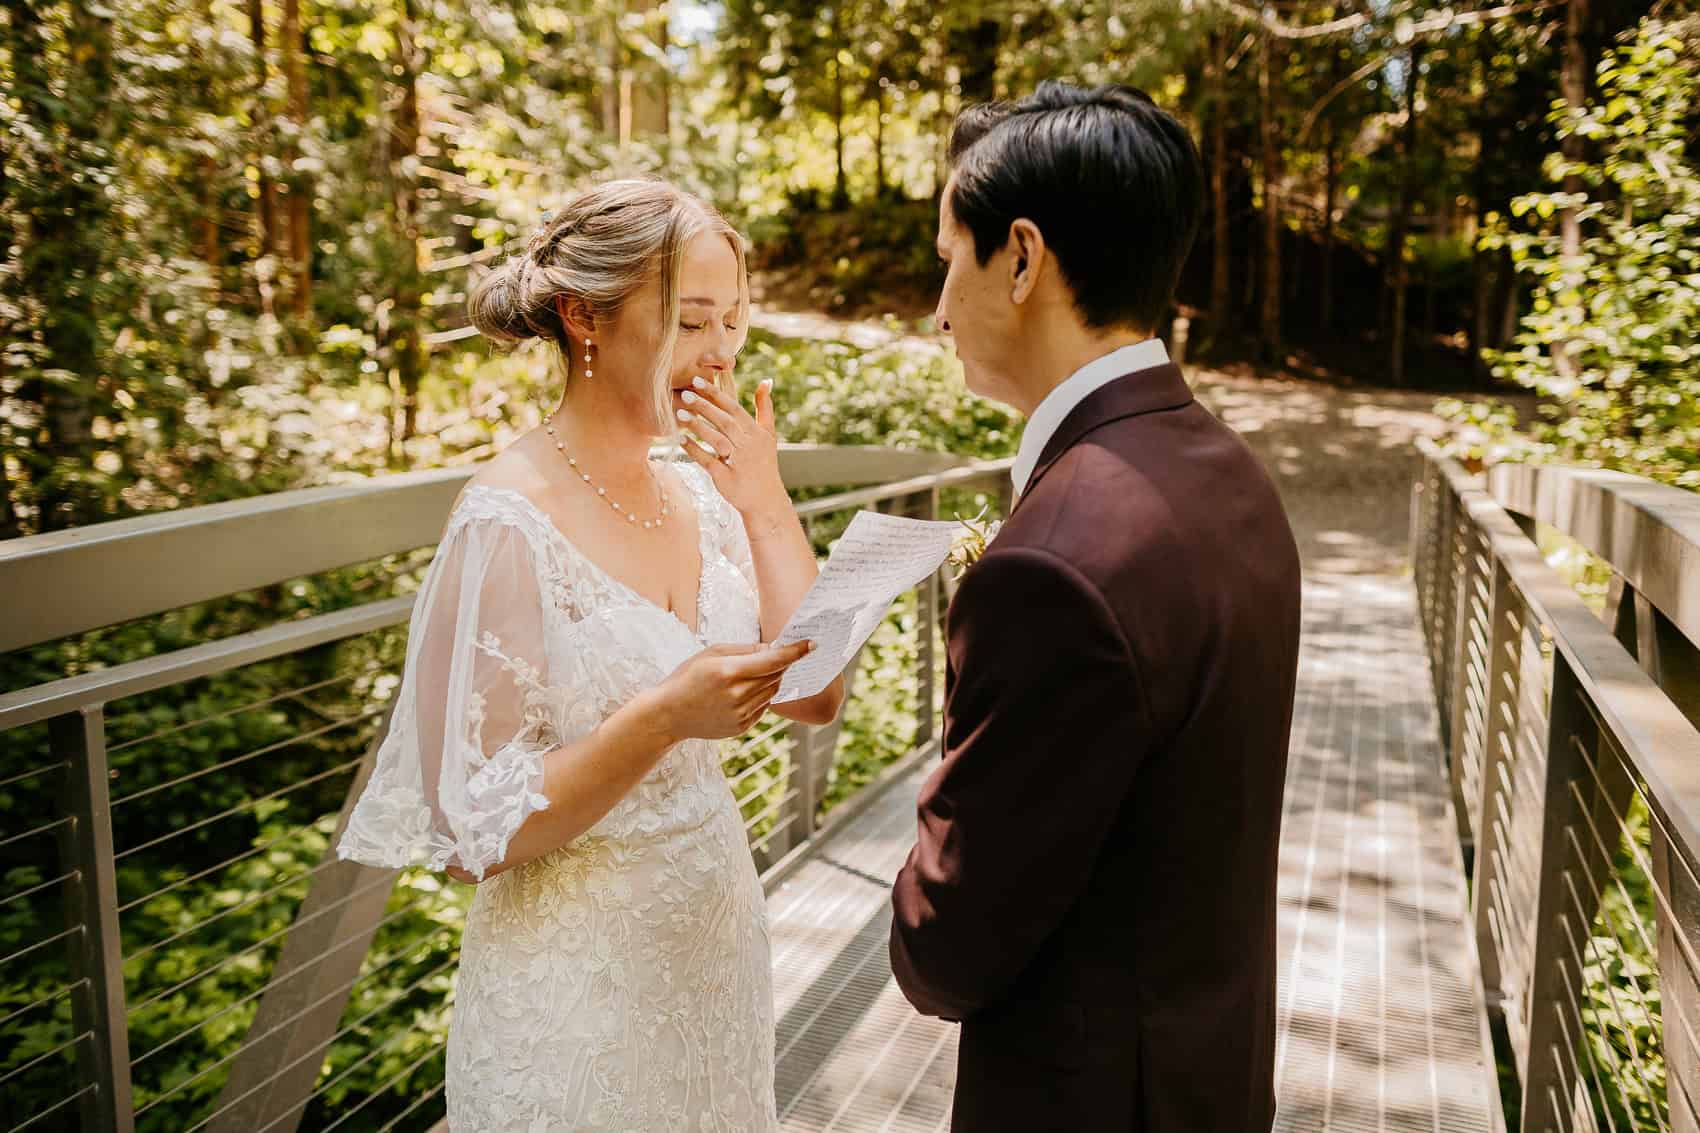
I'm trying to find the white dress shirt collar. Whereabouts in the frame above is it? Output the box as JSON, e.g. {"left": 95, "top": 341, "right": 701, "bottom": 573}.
{"left": 1010, "top": 338, "right": 1171, "bottom": 496}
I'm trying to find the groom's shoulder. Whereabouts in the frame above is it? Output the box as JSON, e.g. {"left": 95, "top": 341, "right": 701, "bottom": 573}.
{"left": 963, "top": 500, "right": 1141, "bottom": 628}
{"left": 996, "top": 443, "right": 1188, "bottom": 572}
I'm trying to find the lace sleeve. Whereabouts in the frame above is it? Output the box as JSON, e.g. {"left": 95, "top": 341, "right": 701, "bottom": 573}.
{"left": 337, "top": 510, "right": 559, "bottom": 881}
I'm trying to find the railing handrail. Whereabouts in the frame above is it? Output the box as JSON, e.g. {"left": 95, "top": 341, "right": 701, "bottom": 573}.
{"left": 1419, "top": 440, "right": 1700, "bottom": 856}
{"left": 1487, "top": 460, "right": 1700, "bottom": 663}
{"left": 0, "top": 453, "right": 1015, "bottom": 728}
{"left": 794, "top": 457, "right": 1014, "bottom": 519}
{"left": 0, "top": 444, "right": 994, "bottom": 656}
{"left": 1413, "top": 441, "right": 1700, "bottom": 1129}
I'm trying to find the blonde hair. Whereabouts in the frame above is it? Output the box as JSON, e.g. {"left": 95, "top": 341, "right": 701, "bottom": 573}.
{"left": 468, "top": 178, "right": 749, "bottom": 435}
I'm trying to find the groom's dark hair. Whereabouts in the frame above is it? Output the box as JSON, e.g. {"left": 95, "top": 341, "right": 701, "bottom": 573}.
{"left": 947, "top": 81, "right": 1203, "bottom": 333}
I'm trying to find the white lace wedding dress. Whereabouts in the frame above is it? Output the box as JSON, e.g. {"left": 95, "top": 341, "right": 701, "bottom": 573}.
{"left": 335, "top": 463, "right": 778, "bottom": 1132}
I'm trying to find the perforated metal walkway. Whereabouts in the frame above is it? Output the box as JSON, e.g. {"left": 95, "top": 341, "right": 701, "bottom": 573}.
{"left": 764, "top": 572, "right": 1505, "bottom": 1132}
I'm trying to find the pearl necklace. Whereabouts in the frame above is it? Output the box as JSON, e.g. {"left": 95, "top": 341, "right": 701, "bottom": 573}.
{"left": 543, "top": 415, "right": 672, "bottom": 530}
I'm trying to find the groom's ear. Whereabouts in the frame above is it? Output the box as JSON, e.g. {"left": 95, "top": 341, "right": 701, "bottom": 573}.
{"left": 1007, "top": 219, "right": 1046, "bottom": 306}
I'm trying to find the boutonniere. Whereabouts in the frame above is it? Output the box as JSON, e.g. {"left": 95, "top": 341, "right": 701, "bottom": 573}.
{"left": 947, "top": 506, "right": 1003, "bottom": 579}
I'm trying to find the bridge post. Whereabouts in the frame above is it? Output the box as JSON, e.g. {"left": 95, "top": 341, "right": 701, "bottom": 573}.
{"left": 1447, "top": 517, "right": 1486, "bottom": 857}
{"left": 1518, "top": 656, "right": 1594, "bottom": 1133}
{"left": 909, "top": 488, "right": 940, "bottom": 750}
{"left": 1471, "top": 562, "right": 1522, "bottom": 1014}
{"left": 53, "top": 706, "right": 135, "bottom": 1132}
{"left": 1518, "top": 654, "right": 1638, "bottom": 1133}
{"left": 207, "top": 709, "right": 399, "bottom": 1133}
{"left": 1619, "top": 585, "right": 1700, "bottom": 1133}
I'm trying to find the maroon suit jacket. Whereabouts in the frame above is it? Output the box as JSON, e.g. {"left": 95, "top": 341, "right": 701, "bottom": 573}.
{"left": 889, "top": 362, "right": 1302, "bottom": 1132}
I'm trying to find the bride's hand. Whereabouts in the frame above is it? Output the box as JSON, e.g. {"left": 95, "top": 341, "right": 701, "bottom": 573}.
{"left": 675, "top": 377, "right": 788, "bottom": 517}
{"left": 654, "top": 640, "right": 815, "bottom": 741}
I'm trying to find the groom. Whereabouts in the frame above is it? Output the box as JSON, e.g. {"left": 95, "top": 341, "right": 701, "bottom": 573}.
{"left": 889, "top": 82, "right": 1303, "bottom": 1131}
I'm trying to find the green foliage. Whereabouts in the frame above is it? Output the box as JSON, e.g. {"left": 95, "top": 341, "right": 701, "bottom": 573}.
{"left": 1474, "top": 17, "right": 1700, "bottom": 486}
{"left": 750, "top": 198, "right": 945, "bottom": 314}
{"left": 740, "top": 328, "right": 1018, "bottom": 460}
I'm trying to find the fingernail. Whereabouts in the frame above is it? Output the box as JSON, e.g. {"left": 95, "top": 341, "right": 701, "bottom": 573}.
{"left": 805, "top": 640, "right": 816, "bottom": 653}
{"left": 681, "top": 389, "right": 698, "bottom": 403}
{"left": 760, "top": 379, "right": 772, "bottom": 390}
{"left": 691, "top": 376, "right": 707, "bottom": 390}
{"left": 675, "top": 408, "right": 692, "bottom": 422}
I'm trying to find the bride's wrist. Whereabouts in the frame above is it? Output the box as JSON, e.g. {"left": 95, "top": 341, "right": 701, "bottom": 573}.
{"left": 619, "top": 686, "right": 685, "bottom": 751}
{"left": 738, "top": 495, "right": 796, "bottom": 544}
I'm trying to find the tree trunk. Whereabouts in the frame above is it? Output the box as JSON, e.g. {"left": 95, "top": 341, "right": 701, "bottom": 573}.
{"left": 248, "top": 0, "right": 279, "bottom": 262}
{"left": 1472, "top": 242, "right": 1494, "bottom": 381}
{"left": 932, "top": 98, "right": 949, "bottom": 198}
{"left": 198, "top": 154, "right": 221, "bottom": 272}
{"left": 831, "top": 5, "right": 847, "bottom": 209}
{"left": 627, "top": 0, "right": 669, "bottom": 138}
{"left": 1553, "top": 0, "right": 1587, "bottom": 379}
{"left": 1498, "top": 253, "right": 1519, "bottom": 345}
{"left": 282, "top": 0, "right": 311, "bottom": 321}
{"left": 1470, "top": 28, "right": 1495, "bottom": 382}
{"left": 873, "top": 80, "right": 886, "bottom": 198}
{"left": 38, "top": 0, "right": 116, "bottom": 529}
{"left": 196, "top": 0, "right": 221, "bottom": 280}
{"left": 390, "top": 0, "right": 424, "bottom": 454}
{"left": 1257, "top": 31, "right": 1281, "bottom": 362}
{"left": 0, "top": 442, "right": 20, "bottom": 540}
{"left": 1320, "top": 118, "right": 1337, "bottom": 332}
{"left": 600, "top": 15, "right": 620, "bottom": 135}
{"left": 1387, "top": 46, "right": 1421, "bottom": 388}
{"left": 1208, "top": 30, "right": 1231, "bottom": 323}
{"left": 951, "top": 18, "right": 999, "bottom": 105}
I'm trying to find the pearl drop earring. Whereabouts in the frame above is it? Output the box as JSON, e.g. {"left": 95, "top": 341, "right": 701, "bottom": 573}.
{"left": 583, "top": 339, "right": 594, "bottom": 379}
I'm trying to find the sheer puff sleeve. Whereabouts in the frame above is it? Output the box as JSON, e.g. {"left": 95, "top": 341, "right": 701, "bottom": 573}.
{"left": 337, "top": 507, "right": 561, "bottom": 881}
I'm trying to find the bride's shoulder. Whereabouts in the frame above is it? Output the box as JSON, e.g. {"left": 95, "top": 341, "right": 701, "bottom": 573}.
{"left": 446, "top": 448, "right": 559, "bottom": 539}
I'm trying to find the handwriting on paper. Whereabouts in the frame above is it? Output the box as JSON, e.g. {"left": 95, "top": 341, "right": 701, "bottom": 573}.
{"left": 771, "top": 510, "right": 961, "bottom": 704}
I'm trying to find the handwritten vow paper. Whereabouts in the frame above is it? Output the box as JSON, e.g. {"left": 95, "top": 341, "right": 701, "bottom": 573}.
{"left": 771, "top": 510, "right": 961, "bottom": 704}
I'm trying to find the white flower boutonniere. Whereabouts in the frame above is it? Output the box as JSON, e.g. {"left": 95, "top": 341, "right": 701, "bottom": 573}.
{"left": 947, "top": 507, "right": 1003, "bottom": 579}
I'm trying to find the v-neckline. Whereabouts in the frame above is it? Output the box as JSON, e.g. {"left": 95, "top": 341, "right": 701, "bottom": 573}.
{"left": 465, "top": 472, "right": 710, "bottom": 641}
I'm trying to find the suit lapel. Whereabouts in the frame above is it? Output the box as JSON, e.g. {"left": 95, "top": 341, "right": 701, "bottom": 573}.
{"left": 1014, "top": 362, "right": 1194, "bottom": 511}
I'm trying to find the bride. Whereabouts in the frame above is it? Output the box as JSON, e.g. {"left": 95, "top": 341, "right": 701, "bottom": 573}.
{"left": 336, "top": 178, "right": 844, "bottom": 1131}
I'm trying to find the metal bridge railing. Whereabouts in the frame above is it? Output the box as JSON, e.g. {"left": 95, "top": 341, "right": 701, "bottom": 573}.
{"left": 0, "top": 446, "right": 1012, "bottom": 1133}
{"left": 1413, "top": 441, "right": 1700, "bottom": 1133}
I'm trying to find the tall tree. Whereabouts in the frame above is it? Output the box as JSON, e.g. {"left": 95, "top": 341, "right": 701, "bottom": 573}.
{"left": 388, "top": 0, "right": 425, "bottom": 451}
{"left": 1258, "top": 28, "right": 1282, "bottom": 360}
{"left": 31, "top": 0, "right": 118, "bottom": 528}
{"left": 1552, "top": 0, "right": 1589, "bottom": 381}
{"left": 248, "top": 0, "right": 279, "bottom": 270}
{"left": 1208, "top": 28, "right": 1234, "bottom": 323}
{"left": 950, "top": 15, "right": 1001, "bottom": 105}
{"left": 282, "top": 0, "right": 311, "bottom": 320}
{"left": 626, "top": 0, "right": 670, "bottom": 139}
{"left": 830, "top": 1, "right": 846, "bottom": 207}
{"left": 1386, "top": 44, "right": 1422, "bottom": 387}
